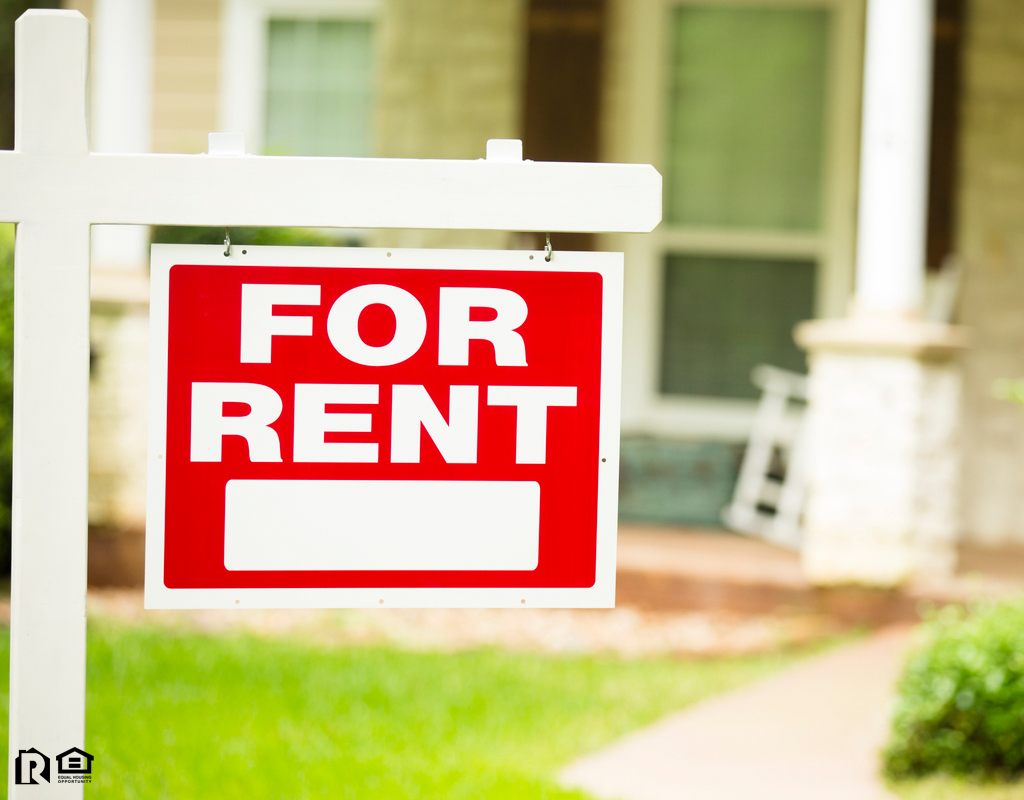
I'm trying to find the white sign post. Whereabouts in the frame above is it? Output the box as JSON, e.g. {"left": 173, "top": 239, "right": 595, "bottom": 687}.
{"left": 0, "top": 10, "right": 660, "bottom": 797}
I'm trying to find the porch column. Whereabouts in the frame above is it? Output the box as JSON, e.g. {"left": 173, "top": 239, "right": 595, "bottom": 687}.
{"left": 88, "top": 0, "right": 154, "bottom": 564}
{"left": 854, "top": 0, "right": 932, "bottom": 315}
{"left": 90, "top": 0, "right": 154, "bottom": 271}
{"left": 795, "top": 0, "right": 967, "bottom": 586}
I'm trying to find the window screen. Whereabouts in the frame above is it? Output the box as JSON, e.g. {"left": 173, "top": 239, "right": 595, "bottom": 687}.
{"left": 659, "top": 255, "right": 815, "bottom": 399}
{"left": 665, "top": 7, "right": 829, "bottom": 230}
{"left": 265, "top": 20, "right": 374, "bottom": 157}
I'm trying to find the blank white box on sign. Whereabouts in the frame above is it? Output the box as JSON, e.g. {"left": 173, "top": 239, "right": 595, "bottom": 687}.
{"left": 224, "top": 480, "right": 541, "bottom": 571}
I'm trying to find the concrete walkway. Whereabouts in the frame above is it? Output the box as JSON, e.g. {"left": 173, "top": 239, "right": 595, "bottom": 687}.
{"left": 560, "top": 625, "right": 912, "bottom": 800}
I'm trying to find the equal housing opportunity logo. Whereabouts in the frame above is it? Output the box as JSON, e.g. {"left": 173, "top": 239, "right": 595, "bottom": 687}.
{"left": 15, "top": 747, "right": 94, "bottom": 785}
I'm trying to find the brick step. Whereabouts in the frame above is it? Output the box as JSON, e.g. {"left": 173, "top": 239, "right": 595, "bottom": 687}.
{"left": 616, "top": 525, "right": 1024, "bottom": 625}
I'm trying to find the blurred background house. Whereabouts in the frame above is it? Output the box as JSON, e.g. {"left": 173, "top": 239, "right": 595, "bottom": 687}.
{"left": 11, "top": 0, "right": 1024, "bottom": 587}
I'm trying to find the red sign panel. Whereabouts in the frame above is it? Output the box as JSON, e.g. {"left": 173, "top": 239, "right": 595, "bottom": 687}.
{"left": 145, "top": 245, "right": 622, "bottom": 608}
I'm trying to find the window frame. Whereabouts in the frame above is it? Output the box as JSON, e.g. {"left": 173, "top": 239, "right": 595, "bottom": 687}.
{"left": 219, "top": 0, "right": 380, "bottom": 156}
{"left": 607, "top": 0, "right": 865, "bottom": 441}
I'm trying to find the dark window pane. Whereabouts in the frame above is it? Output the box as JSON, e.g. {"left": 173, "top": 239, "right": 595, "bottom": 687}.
{"left": 926, "top": 0, "right": 964, "bottom": 270}
{"left": 659, "top": 254, "right": 815, "bottom": 399}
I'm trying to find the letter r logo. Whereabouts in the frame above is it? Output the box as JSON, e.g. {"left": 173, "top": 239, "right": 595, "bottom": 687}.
{"left": 15, "top": 748, "right": 50, "bottom": 784}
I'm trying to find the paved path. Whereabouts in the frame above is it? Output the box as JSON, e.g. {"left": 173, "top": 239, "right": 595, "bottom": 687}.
{"left": 561, "top": 626, "right": 912, "bottom": 800}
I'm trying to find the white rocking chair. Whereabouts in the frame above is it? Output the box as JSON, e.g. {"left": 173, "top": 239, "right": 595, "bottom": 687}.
{"left": 722, "top": 365, "right": 808, "bottom": 550}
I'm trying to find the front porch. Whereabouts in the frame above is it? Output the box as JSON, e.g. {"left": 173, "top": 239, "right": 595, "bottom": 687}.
{"left": 616, "top": 524, "right": 1024, "bottom": 624}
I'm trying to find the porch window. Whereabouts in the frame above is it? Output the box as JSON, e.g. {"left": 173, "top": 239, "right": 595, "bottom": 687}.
{"left": 659, "top": 6, "right": 829, "bottom": 399}
{"left": 264, "top": 19, "right": 375, "bottom": 157}
{"left": 660, "top": 255, "right": 816, "bottom": 399}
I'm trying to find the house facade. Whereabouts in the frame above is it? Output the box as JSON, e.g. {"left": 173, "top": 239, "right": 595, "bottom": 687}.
{"left": 62, "top": 0, "right": 1024, "bottom": 584}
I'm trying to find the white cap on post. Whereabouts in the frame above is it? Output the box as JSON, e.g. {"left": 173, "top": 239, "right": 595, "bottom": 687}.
{"left": 208, "top": 132, "right": 247, "bottom": 156}
{"left": 486, "top": 139, "right": 524, "bottom": 162}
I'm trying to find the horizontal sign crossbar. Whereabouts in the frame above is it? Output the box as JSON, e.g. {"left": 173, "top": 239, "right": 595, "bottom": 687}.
{"left": 0, "top": 152, "right": 662, "bottom": 232}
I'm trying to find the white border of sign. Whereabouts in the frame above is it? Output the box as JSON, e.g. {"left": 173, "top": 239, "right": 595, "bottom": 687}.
{"left": 145, "top": 244, "right": 624, "bottom": 609}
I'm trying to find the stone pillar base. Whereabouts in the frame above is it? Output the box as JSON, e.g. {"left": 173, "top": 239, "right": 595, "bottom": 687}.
{"left": 795, "top": 317, "right": 968, "bottom": 587}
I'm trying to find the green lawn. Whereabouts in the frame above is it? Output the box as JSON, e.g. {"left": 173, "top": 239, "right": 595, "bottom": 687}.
{"left": 0, "top": 621, "right": 801, "bottom": 799}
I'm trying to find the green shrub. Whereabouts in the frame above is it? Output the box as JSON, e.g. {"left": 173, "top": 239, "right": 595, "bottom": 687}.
{"left": 885, "top": 602, "right": 1024, "bottom": 780}
{"left": 151, "top": 225, "right": 357, "bottom": 248}
{"left": 0, "top": 224, "right": 13, "bottom": 573}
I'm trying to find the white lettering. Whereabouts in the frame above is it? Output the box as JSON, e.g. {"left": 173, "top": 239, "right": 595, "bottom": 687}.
{"left": 438, "top": 287, "right": 528, "bottom": 366}
{"left": 240, "top": 283, "right": 320, "bottom": 363}
{"left": 294, "top": 383, "right": 379, "bottom": 463}
{"left": 487, "top": 385, "right": 577, "bottom": 464}
{"left": 391, "top": 385, "right": 479, "bottom": 463}
{"left": 327, "top": 284, "right": 427, "bottom": 366}
{"left": 190, "top": 382, "right": 283, "bottom": 462}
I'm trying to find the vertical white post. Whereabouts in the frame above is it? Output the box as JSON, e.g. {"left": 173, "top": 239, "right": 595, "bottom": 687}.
{"left": 797, "top": 0, "right": 964, "bottom": 586}
{"left": 10, "top": 11, "right": 91, "bottom": 798}
{"left": 91, "top": 0, "right": 154, "bottom": 271}
{"left": 853, "top": 0, "right": 935, "bottom": 314}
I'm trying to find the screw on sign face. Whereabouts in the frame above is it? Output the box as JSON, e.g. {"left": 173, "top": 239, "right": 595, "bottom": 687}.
{"left": 146, "top": 245, "right": 624, "bottom": 609}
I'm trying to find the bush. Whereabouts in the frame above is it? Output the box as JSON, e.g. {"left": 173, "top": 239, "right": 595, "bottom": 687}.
{"left": 885, "top": 601, "right": 1024, "bottom": 780}
{"left": 151, "top": 225, "right": 356, "bottom": 248}
{"left": 0, "top": 224, "right": 13, "bottom": 573}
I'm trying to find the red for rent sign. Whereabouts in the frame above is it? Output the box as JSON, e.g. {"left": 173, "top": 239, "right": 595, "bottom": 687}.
{"left": 145, "top": 245, "right": 623, "bottom": 608}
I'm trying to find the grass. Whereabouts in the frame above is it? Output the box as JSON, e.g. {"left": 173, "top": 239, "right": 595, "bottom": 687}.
{"left": 0, "top": 621, "right": 806, "bottom": 799}
{"left": 891, "top": 776, "right": 1024, "bottom": 800}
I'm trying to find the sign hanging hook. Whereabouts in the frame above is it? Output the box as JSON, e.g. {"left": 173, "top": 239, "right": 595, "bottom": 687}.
{"left": 223, "top": 227, "right": 231, "bottom": 257}
{"left": 544, "top": 233, "right": 552, "bottom": 262}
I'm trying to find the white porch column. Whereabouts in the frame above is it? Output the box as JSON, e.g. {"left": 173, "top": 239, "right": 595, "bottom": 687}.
{"left": 90, "top": 0, "right": 154, "bottom": 271}
{"left": 796, "top": 0, "right": 967, "bottom": 587}
{"left": 87, "top": 0, "right": 154, "bottom": 559}
{"left": 854, "top": 0, "right": 934, "bottom": 315}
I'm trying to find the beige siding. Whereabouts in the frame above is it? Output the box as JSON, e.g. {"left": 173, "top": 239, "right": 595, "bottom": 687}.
{"left": 598, "top": 0, "right": 660, "bottom": 261}
{"left": 63, "top": 0, "right": 94, "bottom": 21}
{"left": 152, "top": 0, "right": 220, "bottom": 154}
{"left": 376, "top": 0, "right": 525, "bottom": 160}
{"left": 958, "top": 0, "right": 1024, "bottom": 543}
{"left": 371, "top": 0, "right": 527, "bottom": 250}
{"left": 63, "top": 0, "right": 220, "bottom": 154}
